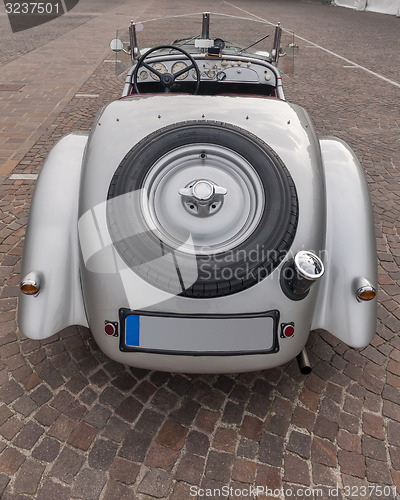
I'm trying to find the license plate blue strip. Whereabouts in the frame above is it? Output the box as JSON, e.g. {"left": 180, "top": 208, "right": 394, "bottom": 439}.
{"left": 125, "top": 315, "right": 140, "bottom": 346}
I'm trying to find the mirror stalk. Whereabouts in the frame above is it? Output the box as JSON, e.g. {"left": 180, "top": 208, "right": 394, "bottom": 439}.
{"left": 129, "top": 20, "right": 140, "bottom": 62}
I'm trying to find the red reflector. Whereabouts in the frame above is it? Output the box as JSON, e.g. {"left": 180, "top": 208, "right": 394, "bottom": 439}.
{"left": 105, "top": 323, "right": 116, "bottom": 336}
{"left": 283, "top": 325, "right": 295, "bottom": 338}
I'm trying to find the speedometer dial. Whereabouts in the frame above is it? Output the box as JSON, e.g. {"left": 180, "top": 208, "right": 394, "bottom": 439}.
{"left": 172, "top": 61, "right": 189, "bottom": 80}
{"left": 150, "top": 62, "right": 167, "bottom": 81}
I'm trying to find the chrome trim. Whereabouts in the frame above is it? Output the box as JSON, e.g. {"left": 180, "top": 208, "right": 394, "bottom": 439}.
{"left": 20, "top": 271, "right": 42, "bottom": 297}
{"left": 294, "top": 251, "right": 325, "bottom": 281}
{"left": 354, "top": 277, "right": 377, "bottom": 302}
{"left": 355, "top": 284, "right": 377, "bottom": 302}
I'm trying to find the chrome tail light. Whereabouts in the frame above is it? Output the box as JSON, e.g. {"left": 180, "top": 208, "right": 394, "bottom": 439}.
{"left": 281, "top": 251, "right": 324, "bottom": 300}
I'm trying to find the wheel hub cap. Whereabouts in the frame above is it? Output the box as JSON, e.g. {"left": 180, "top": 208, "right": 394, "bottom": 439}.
{"left": 179, "top": 179, "right": 228, "bottom": 218}
{"left": 140, "top": 144, "right": 264, "bottom": 256}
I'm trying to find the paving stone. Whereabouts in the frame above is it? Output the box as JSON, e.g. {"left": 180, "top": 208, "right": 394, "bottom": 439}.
{"left": 144, "top": 442, "right": 179, "bottom": 471}
{"left": 156, "top": 419, "right": 188, "bottom": 450}
{"left": 240, "top": 415, "right": 263, "bottom": 441}
{"left": 237, "top": 436, "right": 258, "bottom": 460}
{"left": 109, "top": 457, "right": 140, "bottom": 485}
{"left": 222, "top": 401, "right": 244, "bottom": 424}
{"left": 111, "top": 371, "right": 137, "bottom": 392}
{"left": 0, "top": 473, "right": 10, "bottom": 497}
{"left": 311, "top": 437, "right": 338, "bottom": 467}
{"left": 257, "top": 464, "right": 282, "bottom": 494}
{"left": 49, "top": 390, "right": 74, "bottom": 412}
{"left": 389, "top": 446, "right": 400, "bottom": 471}
{"left": 232, "top": 458, "right": 256, "bottom": 484}
{"left": 119, "top": 429, "right": 153, "bottom": 462}
{"left": 0, "top": 379, "right": 24, "bottom": 404}
{"left": 151, "top": 388, "right": 179, "bottom": 413}
{"left": 102, "top": 481, "right": 134, "bottom": 500}
{"left": 133, "top": 380, "right": 157, "bottom": 402}
{"left": 366, "top": 458, "right": 392, "bottom": 484}
{"left": 88, "top": 439, "right": 118, "bottom": 470}
{"left": 47, "top": 415, "right": 75, "bottom": 441}
{"left": 175, "top": 453, "right": 205, "bottom": 485}
{"left": 169, "top": 481, "right": 194, "bottom": 500}
{"left": 36, "top": 480, "right": 71, "bottom": 500}
{"left": 63, "top": 399, "right": 87, "bottom": 421}
{"left": 314, "top": 415, "right": 338, "bottom": 441}
{"left": 13, "top": 421, "right": 43, "bottom": 449}
{"left": 99, "top": 386, "right": 125, "bottom": 408}
{"left": 338, "top": 450, "right": 365, "bottom": 478}
{"left": 283, "top": 454, "right": 311, "bottom": 486}
{"left": 12, "top": 395, "right": 37, "bottom": 417}
{"left": 134, "top": 408, "right": 164, "bottom": 436}
{"left": 13, "top": 460, "right": 45, "bottom": 495}
{"left": 108, "top": 394, "right": 146, "bottom": 424}
{"left": 0, "top": 447, "right": 25, "bottom": 475}
{"left": 362, "top": 435, "right": 387, "bottom": 461}
{"left": 32, "top": 437, "right": 60, "bottom": 462}
{"left": 265, "top": 414, "right": 291, "bottom": 436}
{"left": 83, "top": 404, "right": 112, "bottom": 429}
{"left": 186, "top": 430, "right": 210, "bottom": 457}
{"left": 271, "top": 398, "right": 294, "bottom": 421}
{"left": 0, "top": 405, "right": 13, "bottom": 426}
{"left": 65, "top": 373, "right": 88, "bottom": 394}
{"left": 287, "top": 431, "right": 312, "bottom": 459}
{"left": 229, "top": 384, "right": 251, "bottom": 404}
{"left": 259, "top": 432, "right": 284, "bottom": 467}
{"left": 67, "top": 421, "right": 97, "bottom": 450}
{"left": 205, "top": 450, "right": 234, "bottom": 483}
{"left": 137, "top": 468, "right": 172, "bottom": 498}
{"left": 337, "top": 430, "right": 362, "bottom": 453}
{"left": 50, "top": 447, "right": 85, "bottom": 484}
{"left": 247, "top": 392, "right": 272, "bottom": 419}
{"left": 170, "top": 398, "right": 201, "bottom": 426}
{"left": 79, "top": 387, "right": 97, "bottom": 405}
{"left": 89, "top": 369, "right": 110, "bottom": 388}
{"left": 212, "top": 427, "right": 237, "bottom": 454}
{"left": 312, "top": 463, "right": 338, "bottom": 487}
{"left": 30, "top": 385, "right": 52, "bottom": 405}
{"left": 101, "top": 415, "right": 130, "bottom": 443}
{"left": 388, "top": 421, "right": 400, "bottom": 447}
{"left": 167, "top": 374, "right": 192, "bottom": 396}
{"left": 71, "top": 468, "right": 107, "bottom": 500}
{"left": 362, "top": 412, "right": 385, "bottom": 440}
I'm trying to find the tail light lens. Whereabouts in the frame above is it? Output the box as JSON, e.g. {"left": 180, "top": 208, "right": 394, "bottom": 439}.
{"left": 20, "top": 271, "right": 42, "bottom": 296}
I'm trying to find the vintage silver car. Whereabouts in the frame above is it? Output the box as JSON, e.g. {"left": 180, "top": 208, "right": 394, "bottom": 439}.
{"left": 18, "top": 13, "right": 377, "bottom": 374}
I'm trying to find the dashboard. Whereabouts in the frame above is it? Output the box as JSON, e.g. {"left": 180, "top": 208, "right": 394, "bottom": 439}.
{"left": 132, "top": 54, "right": 277, "bottom": 88}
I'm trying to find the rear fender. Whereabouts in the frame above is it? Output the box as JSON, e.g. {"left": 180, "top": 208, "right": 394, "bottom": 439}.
{"left": 18, "top": 133, "right": 89, "bottom": 340}
{"left": 312, "top": 137, "right": 377, "bottom": 348}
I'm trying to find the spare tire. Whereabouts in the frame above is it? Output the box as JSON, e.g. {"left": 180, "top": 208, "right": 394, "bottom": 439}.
{"left": 107, "top": 121, "right": 298, "bottom": 298}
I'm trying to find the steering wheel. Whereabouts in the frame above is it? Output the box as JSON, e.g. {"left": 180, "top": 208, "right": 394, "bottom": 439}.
{"left": 132, "top": 45, "right": 201, "bottom": 95}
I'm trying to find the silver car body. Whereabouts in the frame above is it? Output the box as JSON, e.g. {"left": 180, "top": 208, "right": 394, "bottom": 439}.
{"left": 19, "top": 14, "right": 377, "bottom": 373}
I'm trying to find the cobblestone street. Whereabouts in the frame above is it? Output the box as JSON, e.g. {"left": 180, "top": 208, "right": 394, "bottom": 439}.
{"left": 0, "top": 0, "right": 399, "bottom": 498}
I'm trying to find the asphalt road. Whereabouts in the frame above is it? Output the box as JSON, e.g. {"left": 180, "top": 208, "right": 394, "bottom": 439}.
{"left": 0, "top": 0, "right": 399, "bottom": 499}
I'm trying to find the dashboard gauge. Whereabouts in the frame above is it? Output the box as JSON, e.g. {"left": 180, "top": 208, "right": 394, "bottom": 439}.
{"left": 150, "top": 62, "right": 167, "bottom": 81}
{"left": 139, "top": 70, "right": 148, "bottom": 80}
{"left": 172, "top": 61, "right": 189, "bottom": 80}
{"left": 206, "top": 70, "right": 216, "bottom": 79}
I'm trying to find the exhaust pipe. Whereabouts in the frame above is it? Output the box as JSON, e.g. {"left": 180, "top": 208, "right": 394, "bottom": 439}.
{"left": 297, "top": 348, "right": 312, "bottom": 375}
